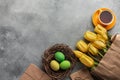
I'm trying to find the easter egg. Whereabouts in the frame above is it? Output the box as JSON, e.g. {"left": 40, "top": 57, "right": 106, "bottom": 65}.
{"left": 60, "top": 60, "right": 71, "bottom": 70}
{"left": 55, "top": 51, "right": 65, "bottom": 62}
{"left": 50, "top": 60, "right": 60, "bottom": 71}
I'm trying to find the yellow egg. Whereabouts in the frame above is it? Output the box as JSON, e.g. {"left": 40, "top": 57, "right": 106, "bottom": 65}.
{"left": 50, "top": 60, "right": 60, "bottom": 71}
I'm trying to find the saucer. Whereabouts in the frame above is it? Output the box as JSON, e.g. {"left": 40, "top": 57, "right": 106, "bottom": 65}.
{"left": 92, "top": 8, "right": 116, "bottom": 30}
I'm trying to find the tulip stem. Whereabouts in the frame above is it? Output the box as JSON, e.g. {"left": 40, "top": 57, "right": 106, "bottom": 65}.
{"left": 91, "top": 66, "right": 96, "bottom": 70}
{"left": 98, "top": 52, "right": 103, "bottom": 58}
{"left": 94, "top": 61, "right": 99, "bottom": 66}
{"left": 107, "top": 43, "right": 110, "bottom": 47}
{"left": 103, "top": 48, "right": 107, "bottom": 53}
{"left": 88, "top": 52, "right": 100, "bottom": 62}
{"left": 91, "top": 62, "right": 99, "bottom": 70}
{"left": 106, "top": 41, "right": 112, "bottom": 48}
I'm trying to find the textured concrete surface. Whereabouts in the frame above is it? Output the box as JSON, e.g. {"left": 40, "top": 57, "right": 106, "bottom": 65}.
{"left": 0, "top": 0, "right": 120, "bottom": 80}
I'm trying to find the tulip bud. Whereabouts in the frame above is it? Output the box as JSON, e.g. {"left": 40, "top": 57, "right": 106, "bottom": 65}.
{"left": 76, "top": 40, "right": 88, "bottom": 53}
{"left": 84, "top": 31, "right": 97, "bottom": 42}
{"left": 92, "top": 40, "right": 106, "bottom": 49}
{"left": 79, "top": 53, "right": 95, "bottom": 67}
{"left": 88, "top": 43, "right": 103, "bottom": 57}
{"left": 88, "top": 43, "right": 98, "bottom": 56}
{"left": 101, "top": 33, "right": 108, "bottom": 41}
{"left": 73, "top": 50, "right": 83, "bottom": 58}
{"left": 97, "top": 34, "right": 106, "bottom": 43}
{"left": 74, "top": 50, "right": 96, "bottom": 67}
{"left": 94, "top": 24, "right": 107, "bottom": 34}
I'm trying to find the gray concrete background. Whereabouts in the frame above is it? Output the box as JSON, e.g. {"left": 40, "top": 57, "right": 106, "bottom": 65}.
{"left": 0, "top": 0, "right": 120, "bottom": 80}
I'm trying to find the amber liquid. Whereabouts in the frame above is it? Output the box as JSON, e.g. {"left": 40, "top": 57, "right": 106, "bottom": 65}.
{"left": 100, "top": 11, "right": 113, "bottom": 24}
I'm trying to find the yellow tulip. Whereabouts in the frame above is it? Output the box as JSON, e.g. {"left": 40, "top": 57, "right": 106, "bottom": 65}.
{"left": 94, "top": 24, "right": 107, "bottom": 34}
{"left": 76, "top": 40, "right": 88, "bottom": 53}
{"left": 73, "top": 50, "right": 83, "bottom": 58}
{"left": 88, "top": 43, "right": 98, "bottom": 56}
{"left": 84, "top": 31, "right": 97, "bottom": 42}
{"left": 92, "top": 40, "right": 106, "bottom": 49}
{"left": 79, "top": 53, "right": 95, "bottom": 67}
{"left": 101, "top": 33, "right": 108, "bottom": 41}
{"left": 97, "top": 34, "right": 106, "bottom": 43}
{"left": 73, "top": 50, "right": 95, "bottom": 67}
{"left": 88, "top": 43, "right": 103, "bottom": 57}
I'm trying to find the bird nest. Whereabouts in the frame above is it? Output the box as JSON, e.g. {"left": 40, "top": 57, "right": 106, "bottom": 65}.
{"left": 42, "top": 44, "right": 76, "bottom": 80}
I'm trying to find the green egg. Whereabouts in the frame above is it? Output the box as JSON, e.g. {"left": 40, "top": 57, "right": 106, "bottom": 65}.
{"left": 55, "top": 51, "right": 65, "bottom": 62}
{"left": 60, "top": 60, "right": 71, "bottom": 70}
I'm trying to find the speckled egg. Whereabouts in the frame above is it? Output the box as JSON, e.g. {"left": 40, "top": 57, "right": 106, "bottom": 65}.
{"left": 60, "top": 60, "right": 71, "bottom": 70}
{"left": 50, "top": 60, "right": 60, "bottom": 71}
{"left": 55, "top": 51, "right": 65, "bottom": 62}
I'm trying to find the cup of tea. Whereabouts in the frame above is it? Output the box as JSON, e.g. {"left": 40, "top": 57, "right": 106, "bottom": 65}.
{"left": 98, "top": 9, "right": 114, "bottom": 26}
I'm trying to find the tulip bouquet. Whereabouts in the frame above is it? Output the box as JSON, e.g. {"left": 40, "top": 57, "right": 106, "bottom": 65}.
{"left": 73, "top": 24, "right": 112, "bottom": 69}
{"left": 73, "top": 24, "right": 120, "bottom": 79}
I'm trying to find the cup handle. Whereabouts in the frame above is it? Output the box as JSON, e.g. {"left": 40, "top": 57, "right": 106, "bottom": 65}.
{"left": 98, "top": 9, "right": 102, "bottom": 14}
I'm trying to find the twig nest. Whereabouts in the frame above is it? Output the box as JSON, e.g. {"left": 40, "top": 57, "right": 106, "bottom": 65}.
{"left": 42, "top": 44, "right": 76, "bottom": 80}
